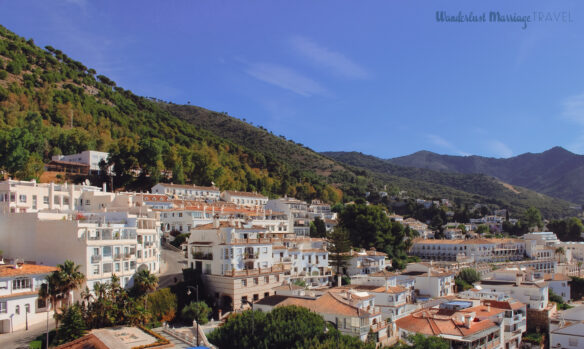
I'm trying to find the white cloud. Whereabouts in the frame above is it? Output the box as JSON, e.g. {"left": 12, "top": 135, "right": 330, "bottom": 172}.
{"left": 246, "top": 63, "right": 328, "bottom": 97}
{"left": 426, "top": 134, "right": 469, "bottom": 156}
{"left": 562, "top": 92, "right": 584, "bottom": 125}
{"left": 290, "top": 36, "right": 369, "bottom": 79}
{"left": 487, "top": 140, "right": 513, "bottom": 158}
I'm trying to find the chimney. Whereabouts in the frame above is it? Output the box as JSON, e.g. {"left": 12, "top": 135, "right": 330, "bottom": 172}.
{"left": 464, "top": 314, "right": 474, "bottom": 328}
{"left": 485, "top": 303, "right": 491, "bottom": 312}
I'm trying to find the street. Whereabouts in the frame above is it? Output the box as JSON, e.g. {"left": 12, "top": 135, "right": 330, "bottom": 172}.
{"left": 0, "top": 318, "right": 55, "bottom": 349}
{"left": 158, "top": 244, "right": 188, "bottom": 289}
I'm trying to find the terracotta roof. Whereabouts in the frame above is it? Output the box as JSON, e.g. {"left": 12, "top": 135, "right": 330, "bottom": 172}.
{"left": 274, "top": 292, "right": 373, "bottom": 317}
{"left": 483, "top": 300, "right": 526, "bottom": 311}
{"left": 369, "top": 270, "right": 399, "bottom": 278}
{"left": 0, "top": 290, "right": 39, "bottom": 299}
{"left": 223, "top": 190, "right": 268, "bottom": 198}
{"left": 0, "top": 264, "right": 58, "bottom": 278}
{"left": 460, "top": 305, "right": 505, "bottom": 319}
{"left": 55, "top": 334, "right": 109, "bottom": 349}
{"left": 396, "top": 308, "right": 499, "bottom": 338}
{"left": 544, "top": 273, "right": 571, "bottom": 282}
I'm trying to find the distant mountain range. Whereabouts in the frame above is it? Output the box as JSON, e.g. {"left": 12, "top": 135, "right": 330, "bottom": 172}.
{"left": 386, "top": 147, "right": 584, "bottom": 205}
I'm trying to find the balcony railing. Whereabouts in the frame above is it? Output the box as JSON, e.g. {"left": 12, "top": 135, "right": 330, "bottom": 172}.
{"left": 91, "top": 255, "right": 102, "bottom": 263}
{"left": 370, "top": 320, "right": 388, "bottom": 332}
{"left": 227, "top": 264, "right": 290, "bottom": 277}
{"left": 114, "top": 254, "right": 122, "bottom": 260}
{"left": 192, "top": 252, "right": 213, "bottom": 260}
{"left": 244, "top": 253, "right": 259, "bottom": 260}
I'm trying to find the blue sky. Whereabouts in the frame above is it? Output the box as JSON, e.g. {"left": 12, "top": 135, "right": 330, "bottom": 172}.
{"left": 2, "top": 0, "right": 584, "bottom": 158}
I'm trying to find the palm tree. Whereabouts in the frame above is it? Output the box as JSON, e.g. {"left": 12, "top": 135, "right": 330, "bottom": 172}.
{"left": 555, "top": 247, "right": 566, "bottom": 263}
{"left": 131, "top": 269, "right": 158, "bottom": 298}
{"left": 57, "top": 260, "right": 86, "bottom": 307}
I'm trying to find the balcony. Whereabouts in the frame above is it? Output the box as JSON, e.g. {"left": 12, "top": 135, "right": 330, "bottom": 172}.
{"left": 244, "top": 253, "right": 259, "bottom": 260}
{"left": 91, "top": 255, "right": 102, "bottom": 263}
{"left": 114, "top": 254, "right": 122, "bottom": 261}
{"left": 228, "top": 264, "right": 290, "bottom": 277}
{"left": 192, "top": 252, "right": 213, "bottom": 260}
{"left": 370, "top": 320, "right": 388, "bottom": 333}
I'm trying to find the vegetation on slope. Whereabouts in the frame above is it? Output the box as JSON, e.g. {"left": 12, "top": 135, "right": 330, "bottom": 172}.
{"left": 323, "top": 151, "right": 577, "bottom": 219}
{"left": 0, "top": 25, "right": 341, "bottom": 202}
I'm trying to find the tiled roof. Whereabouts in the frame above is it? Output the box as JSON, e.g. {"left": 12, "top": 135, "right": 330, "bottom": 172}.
{"left": 396, "top": 308, "right": 498, "bottom": 338}
{"left": 155, "top": 183, "right": 219, "bottom": 191}
{"left": 223, "top": 190, "right": 268, "bottom": 198}
{"left": 55, "top": 334, "right": 109, "bottom": 349}
{"left": 0, "top": 264, "right": 58, "bottom": 278}
{"left": 274, "top": 292, "right": 372, "bottom": 317}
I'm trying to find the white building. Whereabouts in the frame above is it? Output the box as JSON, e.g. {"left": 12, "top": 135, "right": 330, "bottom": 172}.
{"left": 308, "top": 200, "right": 334, "bottom": 220}
{"left": 52, "top": 150, "right": 109, "bottom": 173}
{"left": 284, "top": 238, "right": 331, "bottom": 288}
{"left": 220, "top": 190, "right": 268, "bottom": 207}
{"left": 400, "top": 263, "right": 455, "bottom": 299}
{"left": 0, "top": 208, "right": 161, "bottom": 291}
{"left": 0, "top": 263, "right": 58, "bottom": 334}
{"left": 266, "top": 197, "right": 311, "bottom": 236}
{"left": 550, "top": 305, "right": 584, "bottom": 349}
{"left": 343, "top": 248, "right": 390, "bottom": 276}
{"left": 187, "top": 222, "right": 291, "bottom": 310}
{"left": 477, "top": 267, "right": 548, "bottom": 311}
{"left": 151, "top": 183, "right": 220, "bottom": 201}
{"left": 0, "top": 180, "right": 105, "bottom": 214}
{"left": 256, "top": 290, "right": 389, "bottom": 345}
{"left": 410, "top": 238, "right": 528, "bottom": 263}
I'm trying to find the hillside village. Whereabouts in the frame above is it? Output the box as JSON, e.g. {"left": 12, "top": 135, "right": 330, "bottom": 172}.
{"left": 1, "top": 151, "right": 584, "bottom": 348}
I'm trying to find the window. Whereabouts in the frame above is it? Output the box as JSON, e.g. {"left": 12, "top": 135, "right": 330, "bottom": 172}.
{"left": 254, "top": 278, "right": 259, "bottom": 285}
{"left": 124, "top": 262, "right": 129, "bottom": 271}
{"left": 115, "top": 263, "right": 120, "bottom": 272}
{"left": 93, "top": 265, "right": 100, "bottom": 275}
{"left": 264, "top": 276, "right": 269, "bottom": 284}
{"left": 10, "top": 193, "right": 15, "bottom": 202}
{"left": 0, "top": 301, "right": 6, "bottom": 313}
{"left": 54, "top": 196, "right": 60, "bottom": 205}
{"left": 19, "top": 195, "right": 26, "bottom": 203}
{"left": 13, "top": 278, "right": 32, "bottom": 290}
{"left": 63, "top": 197, "right": 69, "bottom": 205}
{"left": 242, "top": 279, "right": 247, "bottom": 287}
{"left": 37, "top": 298, "right": 46, "bottom": 309}
{"left": 253, "top": 294, "right": 259, "bottom": 301}
{"left": 15, "top": 305, "right": 20, "bottom": 314}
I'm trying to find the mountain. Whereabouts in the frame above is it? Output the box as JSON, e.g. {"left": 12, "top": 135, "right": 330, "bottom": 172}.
{"left": 387, "top": 147, "right": 584, "bottom": 205}
{"left": 322, "top": 151, "right": 578, "bottom": 218}
{"left": 0, "top": 25, "right": 576, "bottom": 218}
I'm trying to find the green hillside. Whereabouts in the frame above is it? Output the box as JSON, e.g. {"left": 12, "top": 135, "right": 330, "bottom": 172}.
{"left": 322, "top": 151, "right": 578, "bottom": 219}
{"left": 0, "top": 25, "right": 342, "bottom": 202}
{"left": 0, "top": 24, "right": 577, "bottom": 218}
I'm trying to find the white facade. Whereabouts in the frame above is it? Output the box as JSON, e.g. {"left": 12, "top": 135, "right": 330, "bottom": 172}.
{"left": 478, "top": 268, "right": 549, "bottom": 310}
{"left": 187, "top": 222, "right": 291, "bottom": 310}
{"left": 266, "top": 197, "right": 311, "bottom": 236}
{"left": 344, "top": 248, "right": 389, "bottom": 276}
{"left": 0, "top": 264, "right": 58, "bottom": 334}
{"left": 0, "top": 208, "right": 161, "bottom": 292}
{"left": 401, "top": 263, "right": 455, "bottom": 298}
{"left": 0, "top": 180, "right": 105, "bottom": 214}
{"left": 151, "top": 183, "right": 220, "bottom": 201}
{"left": 52, "top": 150, "right": 109, "bottom": 172}
{"left": 410, "top": 238, "right": 528, "bottom": 262}
{"left": 220, "top": 191, "right": 268, "bottom": 207}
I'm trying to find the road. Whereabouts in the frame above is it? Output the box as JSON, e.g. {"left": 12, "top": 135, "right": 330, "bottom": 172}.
{"left": 158, "top": 244, "right": 188, "bottom": 289}
{"left": 0, "top": 318, "right": 55, "bottom": 349}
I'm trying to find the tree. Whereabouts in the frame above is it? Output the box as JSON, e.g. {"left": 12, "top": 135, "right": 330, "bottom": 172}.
{"left": 310, "top": 217, "right": 327, "bottom": 238}
{"left": 555, "top": 247, "right": 565, "bottom": 263}
{"left": 147, "top": 288, "right": 177, "bottom": 323}
{"left": 54, "top": 304, "right": 86, "bottom": 344}
{"left": 131, "top": 269, "right": 158, "bottom": 298}
{"left": 181, "top": 301, "right": 211, "bottom": 324}
{"left": 392, "top": 333, "right": 449, "bottom": 349}
{"left": 327, "top": 228, "right": 352, "bottom": 275}
{"left": 208, "top": 306, "right": 375, "bottom": 349}
{"left": 455, "top": 268, "right": 481, "bottom": 291}
{"left": 57, "top": 260, "right": 86, "bottom": 307}
{"left": 524, "top": 207, "right": 543, "bottom": 230}
{"left": 476, "top": 224, "right": 490, "bottom": 235}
